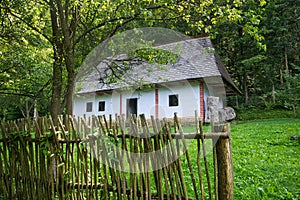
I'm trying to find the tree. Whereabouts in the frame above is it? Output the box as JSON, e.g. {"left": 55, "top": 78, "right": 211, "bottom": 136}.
{"left": 277, "top": 66, "right": 300, "bottom": 117}
{"left": 262, "top": 0, "right": 300, "bottom": 106}
{"left": 0, "top": 0, "right": 267, "bottom": 121}
{"left": 0, "top": 16, "right": 52, "bottom": 119}
{"left": 212, "top": 0, "right": 300, "bottom": 111}
{"left": 211, "top": 0, "right": 267, "bottom": 104}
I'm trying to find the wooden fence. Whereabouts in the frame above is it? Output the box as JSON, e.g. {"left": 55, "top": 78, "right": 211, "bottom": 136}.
{"left": 0, "top": 113, "right": 233, "bottom": 200}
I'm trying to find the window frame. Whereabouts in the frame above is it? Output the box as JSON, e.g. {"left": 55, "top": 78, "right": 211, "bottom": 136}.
{"left": 98, "top": 101, "right": 105, "bottom": 112}
{"left": 169, "top": 94, "right": 179, "bottom": 107}
{"left": 86, "top": 102, "right": 93, "bottom": 112}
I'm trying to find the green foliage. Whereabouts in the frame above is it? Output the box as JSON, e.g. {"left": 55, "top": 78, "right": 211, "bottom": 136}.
{"left": 276, "top": 65, "right": 300, "bottom": 117}
{"left": 127, "top": 47, "right": 178, "bottom": 65}
{"left": 0, "top": 36, "right": 52, "bottom": 119}
{"left": 214, "top": 0, "right": 300, "bottom": 109}
{"left": 0, "top": 0, "right": 53, "bottom": 119}
{"left": 235, "top": 108, "right": 299, "bottom": 121}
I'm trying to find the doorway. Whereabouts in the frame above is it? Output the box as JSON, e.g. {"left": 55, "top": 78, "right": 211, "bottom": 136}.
{"left": 126, "top": 98, "right": 138, "bottom": 118}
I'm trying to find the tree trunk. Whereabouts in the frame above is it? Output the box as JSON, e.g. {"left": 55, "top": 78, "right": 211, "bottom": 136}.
{"left": 50, "top": 0, "right": 63, "bottom": 125}
{"left": 26, "top": 101, "right": 30, "bottom": 119}
{"left": 33, "top": 99, "right": 38, "bottom": 118}
{"left": 284, "top": 50, "right": 291, "bottom": 89}
{"left": 65, "top": 68, "right": 75, "bottom": 116}
{"left": 285, "top": 49, "right": 289, "bottom": 74}
{"left": 272, "top": 84, "right": 276, "bottom": 104}
{"left": 56, "top": 0, "right": 77, "bottom": 116}
{"left": 292, "top": 105, "right": 297, "bottom": 118}
{"left": 279, "top": 68, "right": 283, "bottom": 85}
{"left": 243, "top": 73, "right": 249, "bottom": 104}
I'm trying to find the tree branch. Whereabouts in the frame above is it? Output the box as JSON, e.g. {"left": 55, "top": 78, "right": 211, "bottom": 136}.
{"left": 0, "top": 65, "right": 16, "bottom": 74}
{"left": 2, "top": 5, "right": 53, "bottom": 44}
{"left": 75, "top": 4, "right": 167, "bottom": 45}
{"left": 0, "top": 91, "right": 35, "bottom": 98}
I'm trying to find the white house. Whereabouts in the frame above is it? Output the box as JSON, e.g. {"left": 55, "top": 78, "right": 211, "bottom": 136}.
{"left": 73, "top": 36, "right": 239, "bottom": 120}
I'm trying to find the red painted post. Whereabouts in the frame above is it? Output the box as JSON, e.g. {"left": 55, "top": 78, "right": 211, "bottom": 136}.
{"left": 199, "top": 82, "right": 205, "bottom": 120}
{"left": 155, "top": 86, "right": 159, "bottom": 118}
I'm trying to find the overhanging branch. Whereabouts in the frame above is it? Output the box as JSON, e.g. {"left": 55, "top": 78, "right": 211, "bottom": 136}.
{"left": 0, "top": 91, "right": 35, "bottom": 98}
{"left": 75, "top": 4, "right": 167, "bottom": 45}
{"left": 2, "top": 5, "right": 53, "bottom": 44}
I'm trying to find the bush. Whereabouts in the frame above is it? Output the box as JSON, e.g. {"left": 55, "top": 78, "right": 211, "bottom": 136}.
{"left": 235, "top": 108, "right": 299, "bottom": 121}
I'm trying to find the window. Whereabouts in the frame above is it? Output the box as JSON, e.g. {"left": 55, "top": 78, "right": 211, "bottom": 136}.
{"left": 169, "top": 94, "right": 179, "bottom": 107}
{"left": 98, "top": 101, "right": 105, "bottom": 112}
{"left": 86, "top": 102, "right": 93, "bottom": 112}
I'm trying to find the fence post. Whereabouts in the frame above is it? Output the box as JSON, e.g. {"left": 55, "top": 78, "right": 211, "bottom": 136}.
{"left": 214, "top": 124, "right": 234, "bottom": 200}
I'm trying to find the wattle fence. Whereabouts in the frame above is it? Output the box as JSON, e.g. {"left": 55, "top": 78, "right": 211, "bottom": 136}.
{"left": 0, "top": 113, "right": 233, "bottom": 200}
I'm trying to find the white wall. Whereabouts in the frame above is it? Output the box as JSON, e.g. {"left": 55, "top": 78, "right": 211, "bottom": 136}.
{"left": 157, "top": 82, "right": 199, "bottom": 118}
{"left": 73, "top": 81, "right": 211, "bottom": 119}
{"left": 95, "top": 94, "right": 113, "bottom": 116}
{"left": 73, "top": 89, "right": 156, "bottom": 119}
{"left": 114, "top": 88, "right": 155, "bottom": 119}
{"left": 73, "top": 94, "right": 96, "bottom": 117}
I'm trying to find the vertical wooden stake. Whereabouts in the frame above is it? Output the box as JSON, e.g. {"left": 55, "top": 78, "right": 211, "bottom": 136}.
{"left": 215, "top": 124, "right": 234, "bottom": 200}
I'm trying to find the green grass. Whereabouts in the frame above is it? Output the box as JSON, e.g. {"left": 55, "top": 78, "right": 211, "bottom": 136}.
{"left": 180, "top": 118, "right": 300, "bottom": 199}
{"left": 231, "top": 118, "right": 300, "bottom": 199}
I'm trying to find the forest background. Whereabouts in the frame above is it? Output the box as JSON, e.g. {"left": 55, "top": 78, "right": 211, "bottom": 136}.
{"left": 0, "top": 0, "right": 299, "bottom": 120}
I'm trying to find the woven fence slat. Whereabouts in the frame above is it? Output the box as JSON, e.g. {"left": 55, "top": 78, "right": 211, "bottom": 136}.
{"left": 0, "top": 114, "right": 233, "bottom": 200}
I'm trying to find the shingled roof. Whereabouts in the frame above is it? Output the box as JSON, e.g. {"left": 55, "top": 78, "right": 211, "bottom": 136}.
{"left": 75, "top": 36, "right": 240, "bottom": 95}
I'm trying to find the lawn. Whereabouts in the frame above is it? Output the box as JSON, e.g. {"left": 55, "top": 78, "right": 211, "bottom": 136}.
{"left": 1, "top": 116, "right": 299, "bottom": 199}
{"left": 181, "top": 118, "right": 300, "bottom": 199}
{"left": 230, "top": 118, "right": 300, "bottom": 199}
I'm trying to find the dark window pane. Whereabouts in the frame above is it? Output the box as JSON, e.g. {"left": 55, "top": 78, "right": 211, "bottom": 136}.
{"left": 98, "top": 101, "right": 105, "bottom": 111}
{"left": 169, "top": 94, "right": 179, "bottom": 107}
{"left": 86, "top": 102, "right": 93, "bottom": 112}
